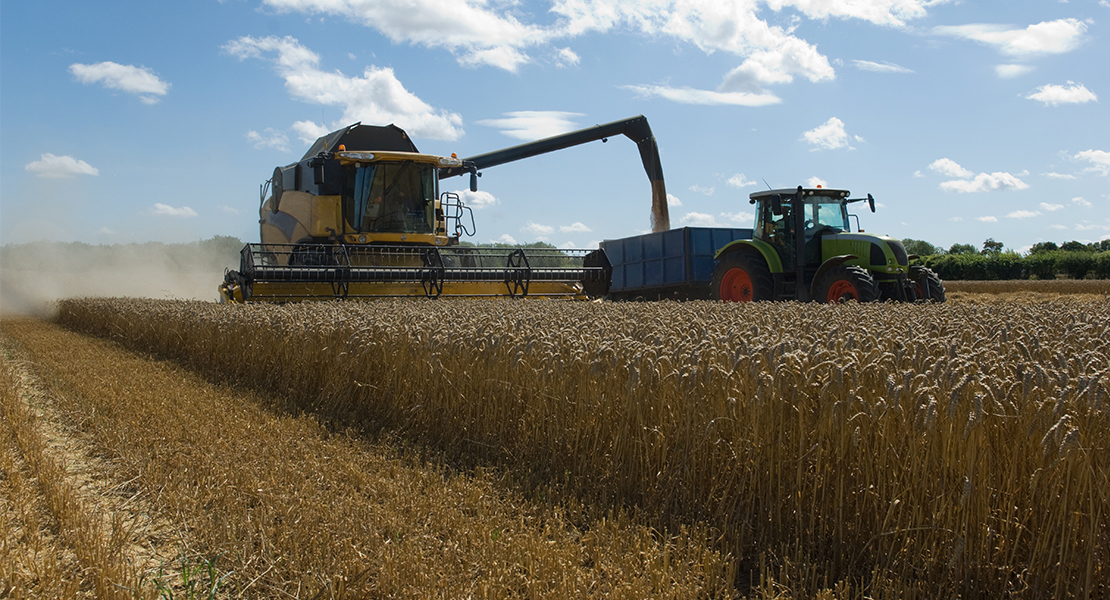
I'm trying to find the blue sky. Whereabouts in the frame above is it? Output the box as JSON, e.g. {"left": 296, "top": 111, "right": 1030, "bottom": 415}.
{"left": 2, "top": 0, "right": 1107, "bottom": 253}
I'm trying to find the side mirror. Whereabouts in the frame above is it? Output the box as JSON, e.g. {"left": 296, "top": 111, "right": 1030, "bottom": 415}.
{"left": 311, "top": 152, "right": 327, "bottom": 186}
{"left": 867, "top": 193, "right": 875, "bottom": 213}
{"left": 771, "top": 194, "right": 783, "bottom": 216}
{"left": 469, "top": 171, "right": 478, "bottom": 193}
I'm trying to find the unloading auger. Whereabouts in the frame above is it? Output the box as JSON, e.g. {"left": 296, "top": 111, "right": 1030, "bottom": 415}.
{"left": 219, "top": 116, "right": 666, "bottom": 302}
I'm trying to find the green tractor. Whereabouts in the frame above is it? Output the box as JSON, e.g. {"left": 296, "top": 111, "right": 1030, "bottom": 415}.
{"left": 712, "top": 186, "right": 945, "bottom": 303}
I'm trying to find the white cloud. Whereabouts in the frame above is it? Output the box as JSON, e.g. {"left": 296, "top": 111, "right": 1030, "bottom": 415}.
{"left": 995, "top": 64, "right": 1034, "bottom": 78}
{"left": 720, "top": 210, "right": 754, "bottom": 226}
{"left": 929, "top": 158, "right": 973, "bottom": 179}
{"left": 24, "top": 153, "right": 99, "bottom": 179}
{"left": 1044, "top": 172, "right": 1076, "bottom": 180}
{"left": 679, "top": 212, "right": 720, "bottom": 227}
{"left": 622, "top": 84, "right": 781, "bottom": 106}
{"left": 553, "top": 47, "right": 580, "bottom": 67}
{"left": 728, "top": 173, "right": 757, "bottom": 188}
{"left": 690, "top": 184, "right": 714, "bottom": 196}
{"left": 1007, "top": 210, "right": 1040, "bottom": 219}
{"left": 1075, "top": 222, "right": 1110, "bottom": 232}
{"left": 477, "top": 111, "right": 583, "bottom": 141}
{"left": 806, "top": 176, "right": 828, "bottom": 188}
{"left": 558, "top": 240, "right": 578, "bottom": 250}
{"left": 940, "top": 172, "right": 1029, "bottom": 193}
{"left": 1072, "top": 196, "right": 1092, "bottom": 207}
{"left": 246, "top": 128, "right": 291, "bottom": 151}
{"left": 493, "top": 233, "right": 518, "bottom": 245}
{"left": 851, "top": 60, "right": 913, "bottom": 74}
{"left": 261, "top": 0, "right": 546, "bottom": 71}
{"left": 912, "top": 170, "right": 924, "bottom": 178}
{"left": 976, "top": 216, "right": 998, "bottom": 223}
{"left": 1050, "top": 224, "right": 1068, "bottom": 230}
{"left": 456, "top": 189, "right": 498, "bottom": 208}
{"left": 934, "top": 18, "right": 1088, "bottom": 57}
{"left": 949, "top": 217, "right": 963, "bottom": 222}
{"left": 152, "top": 203, "right": 198, "bottom": 218}
{"left": 1074, "top": 150, "right": 1110, "bottom": 176}
{"left": 224, "top": 35, "right": 463, "bottom": 141}
{"left": 667, "top": 194, "right": 682, "bottom": 207}
{"left": 522, "top": 222, "right": 555, "bottom": 236}
{"left": 1026, "top": 82, "right": 1097, "bottom": 106}
{"left": 803, "top": 117, "right": 854, "bottom": 151}
{"left": 98, "top": 227, "right": 116, "bottom": 236}
{"left": 219, "top": 205, "right": 241, "bottom": 215}
{"left": 69, "top": 61, "right": 170, "bottom": 104}
{"left": 560, "top": 222, "right": 592, "bottom": 233}
{"left": 292, "top": 120, "right": 332, "bottom": 143}
{"left": 1039, "top": 202, "right": 1064, "bottom": 211}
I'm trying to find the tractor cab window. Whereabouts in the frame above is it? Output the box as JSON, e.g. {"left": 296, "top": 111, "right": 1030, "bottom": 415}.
{"left": 344, "top": 161, "right": 436, "bottom": 234}
{"left": 803, "top": 199, "right": 850, "bottom": 237}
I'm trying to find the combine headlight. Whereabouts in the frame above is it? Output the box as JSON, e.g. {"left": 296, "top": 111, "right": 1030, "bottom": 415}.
{"left": 439, "top": 156, "right": 463, "bottom": 167}
{"left": 338, "top": 151, "right": 375, "bottom": 161}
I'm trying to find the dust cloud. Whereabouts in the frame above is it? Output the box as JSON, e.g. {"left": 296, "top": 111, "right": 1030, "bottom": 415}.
{"left": 0, "top": 237, "right": 243, "bottom": 318}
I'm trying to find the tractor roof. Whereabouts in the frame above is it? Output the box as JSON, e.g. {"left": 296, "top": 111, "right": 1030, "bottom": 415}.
{"left": 300, "top": 123, "right": 419, "bottom": 161}
{"left": 750, "top": 188, "right": 850, "bottom": 200}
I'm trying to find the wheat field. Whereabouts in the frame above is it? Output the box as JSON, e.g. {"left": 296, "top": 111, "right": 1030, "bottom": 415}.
{"left": 38, "top": 296, "right": 1109, "bottom": 598}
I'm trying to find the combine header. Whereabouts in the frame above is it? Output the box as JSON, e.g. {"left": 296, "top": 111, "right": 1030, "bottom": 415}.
{"left": 220, "top": 116, "right": 664, "bottom": 302}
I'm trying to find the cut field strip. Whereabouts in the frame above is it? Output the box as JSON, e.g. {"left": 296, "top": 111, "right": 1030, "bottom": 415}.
{"left": 0, "top": 317, "right": 731, "bottom": 599}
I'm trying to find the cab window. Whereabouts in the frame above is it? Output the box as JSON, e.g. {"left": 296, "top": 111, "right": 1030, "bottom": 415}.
{"left": 344, "top": 162, "right": 436, "bottom": 234}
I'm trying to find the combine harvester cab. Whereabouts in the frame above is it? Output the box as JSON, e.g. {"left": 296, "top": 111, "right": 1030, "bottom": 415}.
{"left": 220, "top": 122, "right": 621, "bottom": 302}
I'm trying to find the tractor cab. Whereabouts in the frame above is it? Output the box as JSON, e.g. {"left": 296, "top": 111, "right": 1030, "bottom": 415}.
{"left": 712, "top": 186, "right": 945, "bottom": 303}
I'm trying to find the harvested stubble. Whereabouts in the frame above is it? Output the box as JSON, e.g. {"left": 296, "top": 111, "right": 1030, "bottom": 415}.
{"left": 56, "top": 297, "right": 1110, "bottom": 598}
{"left": 1, "top": 317, "right": 732, "bottom": 599}
{"left": 1, "top": 333, "right": 141, "bottom": 598}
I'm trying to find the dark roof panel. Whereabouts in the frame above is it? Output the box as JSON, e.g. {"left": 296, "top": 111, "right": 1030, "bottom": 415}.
{"left": 300, "top": 123, "right": 420, "bottom": 161}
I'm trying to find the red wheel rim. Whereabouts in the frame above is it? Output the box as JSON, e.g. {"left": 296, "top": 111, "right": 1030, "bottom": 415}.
{"left": 720, "top": 268, "right": 754, "bottom": 302}
{"left": 827, "top": 280, "right": 858, "bottom": 303}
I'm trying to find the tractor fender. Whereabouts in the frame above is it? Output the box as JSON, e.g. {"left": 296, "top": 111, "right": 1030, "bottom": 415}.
{"left": 809, "top": 254, "right": 859, "bottom": 299}
{"left": 714, "top": 239, "right": 783, "bottom": 273}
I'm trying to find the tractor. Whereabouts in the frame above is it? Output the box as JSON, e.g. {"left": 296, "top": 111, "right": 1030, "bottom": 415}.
{"left": 711, "top": 186, "right": 945, "bottom": 303}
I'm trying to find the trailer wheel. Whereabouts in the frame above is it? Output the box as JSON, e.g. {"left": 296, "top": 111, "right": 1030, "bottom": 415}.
{"left": 712, "top": 252, "right": 773, "bottom": 302}
{"left": 816, "top": 265, "right": 880, "bottom": 304}
{"left": 910, "top": 266, "right": 946, "bottom": 302}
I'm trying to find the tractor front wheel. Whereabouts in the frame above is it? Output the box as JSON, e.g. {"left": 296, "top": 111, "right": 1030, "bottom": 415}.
{"left": 712, "top": 252, "right": 774, "bottom": 302}
{"left": 816, "top": 265, "right": 880, "bottom": 304}
{"left": 910, "top": 266, "right": 946, "bottom": 302}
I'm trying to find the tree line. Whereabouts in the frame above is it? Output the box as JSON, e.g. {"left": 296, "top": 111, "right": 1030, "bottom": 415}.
{"left": 902, "top": 238, "right": 1110, "bottom": 280}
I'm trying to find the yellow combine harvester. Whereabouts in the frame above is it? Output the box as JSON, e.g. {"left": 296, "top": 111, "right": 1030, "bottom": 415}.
{"left": 220, "top": 116, "right": 667, "bottom": 302}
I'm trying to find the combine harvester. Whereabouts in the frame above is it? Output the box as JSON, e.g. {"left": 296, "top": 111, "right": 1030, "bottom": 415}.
{"left": 221, "top": 116, "right": 943, "bottom": 304}
{"left": 220, "top": 116, "right": 664, "bottom": 302}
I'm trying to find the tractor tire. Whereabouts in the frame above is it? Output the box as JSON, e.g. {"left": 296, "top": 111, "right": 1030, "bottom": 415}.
{"left": 910, "top": 266, "right": 946, "bottom": 302}
{"left": 815, "top": 265, "right": 880, "bottom": 304}
{"left": 712, "top": 252, "right": 774, "bottom": 302}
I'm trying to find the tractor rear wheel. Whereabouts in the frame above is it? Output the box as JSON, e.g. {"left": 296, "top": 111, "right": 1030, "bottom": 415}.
{"left": 712, "top": 252, "right": 774, "bottom": 302}
{"left": 816, "top": 265, "right": 880, "bottom": 304}
{"left": 910, "top": 266, "right": 946, "bottom": 302}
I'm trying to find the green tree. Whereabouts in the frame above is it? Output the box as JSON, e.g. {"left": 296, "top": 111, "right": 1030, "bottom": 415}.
{"left": 1061, "top": 240, "right": 1088, "bottom": 252}
{"left": 948, "top": 243, "right": 977, "bottom": 255}
{"left": 1029, "top": 241, "right": 1058, "bottom": 254}
{"left": 902, "top": 238, "right": 940, "bottom": 256}
{"left": 981, "top": 238, "right": 1004, "bottom": 254}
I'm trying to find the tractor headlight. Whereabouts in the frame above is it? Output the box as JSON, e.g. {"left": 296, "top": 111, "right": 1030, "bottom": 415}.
{"left": 439, "top": 156, "right": 463, "bottom": 167}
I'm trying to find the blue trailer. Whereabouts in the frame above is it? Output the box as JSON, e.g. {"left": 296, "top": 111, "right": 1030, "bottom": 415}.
{"left": 601, "top": 227, "right": 753, "bottom": 300}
